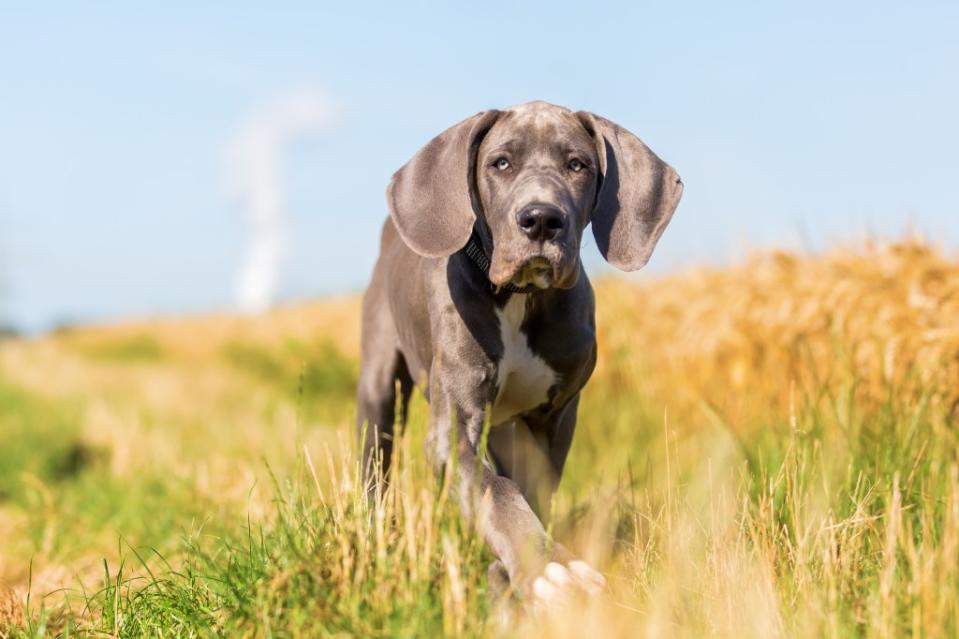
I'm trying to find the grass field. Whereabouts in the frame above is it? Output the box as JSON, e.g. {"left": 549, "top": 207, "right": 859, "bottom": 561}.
{"left": 1, "top": 238, "right": 957, "bottom": 637}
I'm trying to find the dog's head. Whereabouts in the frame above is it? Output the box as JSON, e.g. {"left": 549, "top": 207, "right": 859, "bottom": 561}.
{"left": 388, "top": 101, "right": 683, "bottom": 289}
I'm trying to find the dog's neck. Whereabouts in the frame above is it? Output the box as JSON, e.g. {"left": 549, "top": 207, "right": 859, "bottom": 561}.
{"left": 463, "top": 230, "right": 541, "bottom": 295}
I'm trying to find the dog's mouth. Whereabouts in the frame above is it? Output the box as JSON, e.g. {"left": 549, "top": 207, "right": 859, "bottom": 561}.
{"left": 489, "top": 242, "right": 578, "bottom": 291}
{"left": 509, "top": 257, "right": 554, "bottom": 289}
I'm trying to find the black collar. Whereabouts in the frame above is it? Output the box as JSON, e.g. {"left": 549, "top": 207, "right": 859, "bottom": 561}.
{"left": 463, "top": 230, "right": 541, "bottom": 295}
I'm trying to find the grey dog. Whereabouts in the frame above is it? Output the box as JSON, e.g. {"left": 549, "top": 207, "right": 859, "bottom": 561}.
{"left": 357, "top": 101, "right": 682, "bottom": 605}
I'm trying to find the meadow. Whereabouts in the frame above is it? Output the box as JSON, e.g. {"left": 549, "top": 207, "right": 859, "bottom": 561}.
{"left": 0, "top": 238, "right": 957, "bottom": 637}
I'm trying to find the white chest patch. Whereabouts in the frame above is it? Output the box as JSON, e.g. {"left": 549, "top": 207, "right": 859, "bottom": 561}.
{"left": 490, "top": 295, "right": 558, "bottom": 425}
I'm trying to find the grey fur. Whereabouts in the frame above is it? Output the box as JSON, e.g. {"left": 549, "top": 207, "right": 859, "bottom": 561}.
{"left": 357, "top": 101, "right": 682, "bottom": 599}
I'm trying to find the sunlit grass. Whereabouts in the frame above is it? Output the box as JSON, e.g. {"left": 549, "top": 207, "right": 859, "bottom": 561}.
{"left": 0, "top": 238, "right": 956, "bottom": 637}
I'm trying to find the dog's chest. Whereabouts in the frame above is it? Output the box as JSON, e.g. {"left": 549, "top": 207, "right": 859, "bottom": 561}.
{"left": 490, "top": 295, "right": 558, "bottom": 425}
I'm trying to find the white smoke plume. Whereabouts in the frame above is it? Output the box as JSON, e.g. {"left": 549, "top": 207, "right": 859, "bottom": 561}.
{"left": 228, "top": 90, "right": 334, "bottom": 314}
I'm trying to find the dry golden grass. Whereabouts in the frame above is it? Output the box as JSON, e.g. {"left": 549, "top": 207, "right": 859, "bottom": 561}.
{"left": 596, "top": 238, "right": 959, "bottom": 421}
{"left": 0, "top": 237, "right": 956, "bottom": 637}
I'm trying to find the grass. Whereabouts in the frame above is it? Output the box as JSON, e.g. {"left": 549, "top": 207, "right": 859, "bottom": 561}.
{"left": 0, "top": 238, "right": 957, "bottom": 637}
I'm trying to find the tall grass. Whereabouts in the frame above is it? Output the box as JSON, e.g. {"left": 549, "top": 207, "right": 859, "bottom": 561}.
{"left": 0, "top": 239, "right": 956, "bottom": 637}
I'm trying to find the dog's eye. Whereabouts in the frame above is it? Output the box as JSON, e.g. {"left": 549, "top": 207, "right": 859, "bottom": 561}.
{"left": 494, "top": 158, "right": 511, "bottom": 171}
{"left": 568, "top": 158, "right": 585, "bottom": 172}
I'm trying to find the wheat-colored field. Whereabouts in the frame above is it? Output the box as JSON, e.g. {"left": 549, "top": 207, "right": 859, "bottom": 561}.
{"left": 1, "top": 238, "right": 957, "bottom": 637}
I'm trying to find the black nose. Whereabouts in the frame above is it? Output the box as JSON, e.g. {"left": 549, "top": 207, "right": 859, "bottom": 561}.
{"left": 517, "top": 205, "right": 566, "bottom": 242}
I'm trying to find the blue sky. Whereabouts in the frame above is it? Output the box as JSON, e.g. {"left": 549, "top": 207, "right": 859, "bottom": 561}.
{"left": 1, "top": 2, "right": 957, "bottom": 332}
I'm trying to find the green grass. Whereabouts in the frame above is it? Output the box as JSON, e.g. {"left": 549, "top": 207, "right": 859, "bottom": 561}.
{"left": 5, "top": 364, "right": 955, "bottom": 638}
{"left": 0, "top": 383, "right": 224, "bottom": 634}
{"left": 79, "top": 335, "right": 165, "bottom": 363}
{"left": 223, "top": 338, "right": 358, "bottom": 403}
{"left": 0, "top": 384, "right": 90, "bottom": 501}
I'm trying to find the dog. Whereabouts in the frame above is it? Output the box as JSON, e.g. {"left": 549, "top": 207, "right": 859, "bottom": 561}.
{"left": 357, "top": 101, "right": 682, "bottom": 606}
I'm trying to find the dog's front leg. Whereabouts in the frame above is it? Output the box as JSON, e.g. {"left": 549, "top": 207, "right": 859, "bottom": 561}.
{"left": 426, "top": 374, "right": 554, "bottom": 597}
{"left": 427, "top": 379, "right": 603, "bottom": 609}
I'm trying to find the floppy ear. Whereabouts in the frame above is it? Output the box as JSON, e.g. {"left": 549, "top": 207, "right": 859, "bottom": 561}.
{"left": 387, "top": 110, "right": 501, "bottom": 257}
{"left": 576, "top": 111, "right": 684, "bottom": 271}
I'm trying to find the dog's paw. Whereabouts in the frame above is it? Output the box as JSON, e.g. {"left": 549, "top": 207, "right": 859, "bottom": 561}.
{"left": 531, "top": 560, "right": 606, "bottom": 607}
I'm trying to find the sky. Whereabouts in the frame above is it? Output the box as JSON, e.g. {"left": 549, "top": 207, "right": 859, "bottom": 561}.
{"left": 1, "top": 2, "right": 957, "bottom": 332}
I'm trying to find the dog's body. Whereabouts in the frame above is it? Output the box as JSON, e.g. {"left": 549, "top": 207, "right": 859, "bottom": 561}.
{"left": 358, "top": 101, "right": 682, "bottom": 604}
